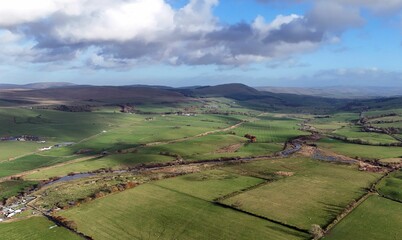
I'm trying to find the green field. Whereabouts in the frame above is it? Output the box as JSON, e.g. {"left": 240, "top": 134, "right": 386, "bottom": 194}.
{"left": 152, "top": 169, "right": 264, "bottom": 201}
{"left": 221, "top": 158, "right": 381, "bottom": 230}
{"left": 224, "top": 142, "right": 283, "bottom": 157}
{"left": 61, "top": 114, "right": 242, "bottom": 154}
{"left": 60, "top": 184, "right": 308, "bottom": 240}
{"left": 324, "top": 196, "right": 402, "bottom": 240}
{"left": 0, "top": 155, "right": 77, "bottom": 178}
{"left": 367, "top": 115, "right": 402, "bottom": 123}
{"left": 24, "top": 133, "right": 283, "bottom": 181}
{"left": 372, "top": 121, "right": 402, "bottom": 129}
{"left": 333, "top": 126, "right": 399, "bottom": 144}
{"left": 0, "top": 180, "right": 38, "bottom": 200}
{"left": 143, "top": 133, "right": 246, "bottom": 159}
{"left": 317, "top": 138, "right": 402, "bottom": 160}
{"left": 0, "top": 109, "right": 251, "bottom": 179}
{"left": 0, "top": 141, "right": 57, "bottom": 163}
{"left": 308, "top": 113, "right": 358, "bottom": 131}
{"left": 377, "top": 169, "right": 402, "bottom": 202}
{"left": 363, "top": 109, "right": 402, "bottom": 117}
{"left": 309, "top": 122, "right": 347, "bottom": 131}
{"left": 234, "top": 116, "right": 307, "bottom": 143}
{"left": 0, "top": 108, "right": 127, "bottom": 143}
{"left": 0, "top": 216, "right": 81, "bottom": 240}
{"left": 2, "top": 97, "right": 402, "bottom": 240}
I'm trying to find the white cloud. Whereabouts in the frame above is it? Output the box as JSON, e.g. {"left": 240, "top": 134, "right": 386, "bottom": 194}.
{"left": 54, "top": 0, "right": 176, "bottom": 43}
{"left": 175, "top": 0, "right": 219, "bottom": 33}
{"left": 0, "top": 0, "right": 391, "bottom": 67}
{"left": 0, "top": 0, "right": 58, "bottom": 26}
{"left": 252, "top": 14, "right": 302, "bottom": 34}
{"left": 0, "top": 0, "right": 218, "bottom": 43}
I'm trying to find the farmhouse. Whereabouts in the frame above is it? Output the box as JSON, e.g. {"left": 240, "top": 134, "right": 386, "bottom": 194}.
{"left": 40, "top": 146, "right": 53, "bottom": 151}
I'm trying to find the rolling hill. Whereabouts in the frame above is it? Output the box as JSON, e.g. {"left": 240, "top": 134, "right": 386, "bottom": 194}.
{"left": 258, "top": 86, "right": 402, "bottom": 99}
{"left": 2, "top": 82, "right": 401, "bottom": 113}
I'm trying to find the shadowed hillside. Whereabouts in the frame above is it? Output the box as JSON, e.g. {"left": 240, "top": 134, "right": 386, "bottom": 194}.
{"left": 2, "top": 83, "right": 402, "bottom": 114}
{"left": 1, "top": 86, "right": 190, "bottom": 105}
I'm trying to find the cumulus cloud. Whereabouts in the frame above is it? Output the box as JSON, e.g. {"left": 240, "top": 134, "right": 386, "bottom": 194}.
{"left": 0, "top": 0, "right": 59, "bottom": 26}
{"left": 0, "top": 0, "right": 388, "bottom": 67}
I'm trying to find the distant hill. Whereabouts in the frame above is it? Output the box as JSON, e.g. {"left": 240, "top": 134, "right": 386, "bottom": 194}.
{"left": 180, "top": 83, "right": 261, "bottom": 99}
{"left": 2, "top": 83, "right": 347, "bottom": 113}
{"left": 2, "top": 86, "right": 189, "bottom": 105}
{"left": 257, "top": 86, "right": 402, "bottom": 99}
{"left": 343, "top": 96, "right": 402, "bottom": 112}
{"left": 177, "top": 83, "right": 349, "bottom": 113}
{"left": 0, "top": 82, "right": 75, "bottom": 90}
{"left": 2, "top": 83, "right": 401, "bottom": 114}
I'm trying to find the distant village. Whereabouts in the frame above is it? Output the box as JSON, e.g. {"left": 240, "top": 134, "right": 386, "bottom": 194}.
{"left": 0, "top": 135, "right": 42, "bottom": 142}
{"left": 0, "top": 196, "right": 36, "bottom": 222}
{"left": 0, "top": 135, "right": 75, "bottom": 152}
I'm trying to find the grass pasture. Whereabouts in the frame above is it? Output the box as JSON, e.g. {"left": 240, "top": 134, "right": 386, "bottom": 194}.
{"left": 324, "top": 196, "right": 402, "bottom": 240}
{"left": 142, "top": 133, "right": 246, "bottom": 160}
{"left": 377, "top": 169, "right": 402, "bottom": 202}
{"left": 0, "top": 155, "right": 77, "bottom": 179}
{"left": 333, "top": 126, "right": 399, "bottom": 144}
{"left": 317, "top": 138, "right": 402, "bottom": 160}
{"left": 0, "top": 216, "right": 81, "bottom": 240}
{"left": 182, "top": 142, "right": 283, "bottom": 161}
{"left": 24, "top": 132, "right": 283, "bottom": 181}
{"left": 221, "top": 158, "right": 381, "bottom": 230}
{"left": 372, "top": 121, "right": 402, "bottom": 129}
{"left": 2, "top": 101, "right": 402, "bottom": 240}
{"left": 1, "top": 110, "right": 249, "bottom": 179}
{"left": 152, "top": 169, "right": 264, "bottom": 201}
{"left": 0, "top": 180, "right": 38, "bottom": 201}
{"left": 0, "top": 141, "right": 56, "bottom": 162}
{"left": 0, "top": 108, "right": 130, "bottom": 143}
{"left": 60, "top": 184, "right": 308, "bottom": 240}
{"left": 234, "top": 116, "right": 307, "bottom": 143}
{"left": 309, "top": 113, "right": 358, "bottom": 131}
{"left": 363, "top": 108, "right": 402, "bottom": 117}
{"left": 309, "top": 122, "right": 347, "bottom": 131}
{"left": 367, "top": 115, "right": 402, "bottom": 123}
{"left": 45, "top": 114, "right": 245, "bottom": 157}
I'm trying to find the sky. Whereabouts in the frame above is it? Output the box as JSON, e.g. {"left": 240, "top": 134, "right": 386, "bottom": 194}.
{"left": 0, "top": 0, "right": 401, "bottom": 87}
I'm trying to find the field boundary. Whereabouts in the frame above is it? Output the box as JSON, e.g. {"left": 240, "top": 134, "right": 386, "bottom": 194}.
{"left": 377, "top": 194, "right": 402, "bottom": 204}
{"left": 323, "top": 170, "right": 392, "bottom": 236}
{"left": 213, "top": 201, "right": 310, "bottom": 234}
{"left": 150, "top": 182, "right": 310, "bottom": 236}
{"left": 213, "top": 180, "right": 272, "bottom": 202}
{"left": 28, "top": 204, "right": 91, "bottom": 240}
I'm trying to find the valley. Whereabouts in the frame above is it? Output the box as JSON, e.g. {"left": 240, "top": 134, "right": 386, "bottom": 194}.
{"left": 0, "top": 84, "right": 401, "bottom": 240}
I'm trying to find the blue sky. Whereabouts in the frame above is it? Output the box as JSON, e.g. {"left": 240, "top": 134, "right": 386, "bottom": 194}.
{"left": 0, "top": 0, "right": 401, "bottom": 87}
